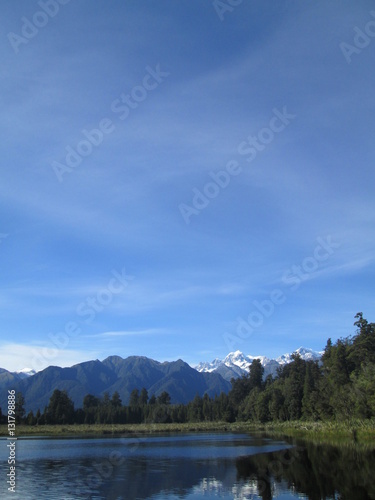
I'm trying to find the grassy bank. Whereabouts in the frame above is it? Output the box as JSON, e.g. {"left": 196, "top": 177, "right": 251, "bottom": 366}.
{"left": 0, "top": 421, "right": 233, "bottom": 437}
{"left": 1, "top": 420, "right": 375, "bottom": 444}
{"left": 240, "top": 419, "right": 375, "bottom": 444}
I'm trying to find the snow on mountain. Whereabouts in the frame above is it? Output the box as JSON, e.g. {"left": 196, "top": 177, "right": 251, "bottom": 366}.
{"left": 222, "top": 350, "right": 252, "bottom": 371}
{"left": 276, "top": 347, "right": 324, "bottom": 365}
{"left": 195, "top": 347, "right": 323, "bottom": 380}
{"left": 195, "top": 358, "right": 222, "bottom": 373}
{"left": 14, "top": 368, "right": 37, "bottom": 379}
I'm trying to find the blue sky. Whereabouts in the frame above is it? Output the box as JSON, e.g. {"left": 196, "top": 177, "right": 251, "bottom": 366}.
{"left": 1, "top": 0, "right": 374, "bottom": 371}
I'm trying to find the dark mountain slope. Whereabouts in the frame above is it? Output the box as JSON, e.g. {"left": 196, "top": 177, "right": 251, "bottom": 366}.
{"left": 0, "top": 356, "right": 231, "bottom": 413}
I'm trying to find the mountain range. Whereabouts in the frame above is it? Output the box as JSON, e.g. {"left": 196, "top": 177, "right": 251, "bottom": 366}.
{"left": 0, "top": 356, "right": 231, "bottom": 413}
{"left": 0, "top": 347, "right": 323, "bottom": 413}
{"left": 195, "top": 347, "right": 323, "bottom": 381}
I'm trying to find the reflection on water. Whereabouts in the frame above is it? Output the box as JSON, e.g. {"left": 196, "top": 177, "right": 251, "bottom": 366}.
{"left": 0, "top": 432, "right": 374, "bottom": 499}
{"left": 236, "top": 440, "right": 375, "bottom": 500}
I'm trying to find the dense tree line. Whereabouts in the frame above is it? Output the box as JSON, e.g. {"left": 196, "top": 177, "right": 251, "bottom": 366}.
{"left": 230, "top": 313, "right": 375, "bottom": 422}
{"left": 1, "top": 313, "right": 373, "bottom": 426}
{"left": 1, "top": 387, "right": 234, "bottom": 426}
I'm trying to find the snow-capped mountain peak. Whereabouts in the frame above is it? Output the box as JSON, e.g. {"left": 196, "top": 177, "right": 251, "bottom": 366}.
{"left": 222, "top": 351, "right": 249, "bottom": 370}
{"left": 276, "top": 347, "right": 324, "bottom": 365}
{"left": 195, "top": 347, "right": 323, "bottom": 381}
{"left": 195, "top": 358, "right": 222, "bottom": 373}
{"left": 14, "top": 368, "right": 37, "bottom": 379}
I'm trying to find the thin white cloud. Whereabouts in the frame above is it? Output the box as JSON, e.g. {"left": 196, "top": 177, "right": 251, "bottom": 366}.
{"left": 0, "top": 278, "right": 248, "bottom": 319}
{"left": 0, "top": 343, "right": 100, "bottom": 373}
{"left": 110, "top": 281, "right": 251, "bottom": 314}
{"left": 85, "top": 328, "right": 170, "bottom": 338}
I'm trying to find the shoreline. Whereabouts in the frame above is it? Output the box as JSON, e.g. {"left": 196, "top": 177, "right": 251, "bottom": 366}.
{"left": 1, "top": 420, "right": 375, "bottom": 444}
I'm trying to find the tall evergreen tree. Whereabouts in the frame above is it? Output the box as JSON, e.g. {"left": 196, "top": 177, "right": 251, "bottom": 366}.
{"left": 157, "top": 391, "right": 171, "bottom": 405}
{"left": 15, "top": 392, "right": 26, "bottom": 424}
{"left": 140, "top": 388, "right": 149, "bottom": 405}
{"left": 248, "top": 359, "right": 264, "bottom": 391}
{"left": 349, "top": 312, "right": 375, "bottom": 369}
{"left": 45, "top": 389, "right": 74, "bottom": 424}
{"left": 111, "top": 391, "right": 122, "bottom": 408}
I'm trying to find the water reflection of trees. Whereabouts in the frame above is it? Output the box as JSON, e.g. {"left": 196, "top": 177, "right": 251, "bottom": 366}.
{"left": 236, "top": 441, "right": 375, "bottom": 500}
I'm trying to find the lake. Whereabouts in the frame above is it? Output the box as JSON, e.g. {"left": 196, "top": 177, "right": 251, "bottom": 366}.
{"left": 0, "top": 432, "right": 374, "bottom": 499}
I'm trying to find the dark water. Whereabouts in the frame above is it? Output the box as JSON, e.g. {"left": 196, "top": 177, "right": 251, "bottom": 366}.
{"left": 0, "top": 432, "right": 374, "bottom": 499}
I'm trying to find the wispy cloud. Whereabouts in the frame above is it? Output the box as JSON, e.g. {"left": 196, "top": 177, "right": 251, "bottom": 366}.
{"left": 0, "top": 343, "right": 100, "bottom": 373}
{"left": 85, "top": 328, "right": 171, "bottom": 338}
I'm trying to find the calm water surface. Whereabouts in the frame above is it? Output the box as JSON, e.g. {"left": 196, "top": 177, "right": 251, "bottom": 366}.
{"left": 0, "top": 432, "right": 374, "bottom": 499}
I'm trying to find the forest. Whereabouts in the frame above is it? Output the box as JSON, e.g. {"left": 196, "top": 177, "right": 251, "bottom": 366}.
{"left": 1, "top": 313, "right": 374, "bottom": 426}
